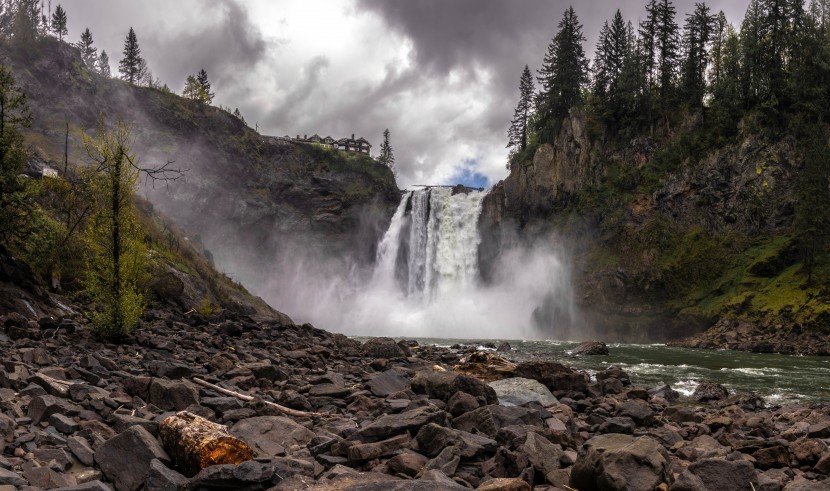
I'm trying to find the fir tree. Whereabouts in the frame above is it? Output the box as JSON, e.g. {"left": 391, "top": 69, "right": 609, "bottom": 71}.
{"left": 233, "top": 108, "right": 245, "bottom": 123}
{"left": 118, "top": 27, "right": 143, "bottom": 85}
{"left": 680, "top": 3, "right": 716, "bottom": 107}
{"left": 709, "top": 11, "right": 728, "bottom": 87}
{"left": 0, "top": 64, "right": 34, "bottom": 245}
{"left": 535, "top": 6, "right": 589, "bottom": 141}
{"left": 196, "top": 69, "right": 215, "bottom": 104}
{"left": 378, "top": 128, "right": 396, "bottom": 176}
{"left": 592, "top": 21, "right": 611, "bottom": 96}
{"left": 79, "top": 27, "right": 98, "bottom": 69}
{"left": 655, "top": 0, "right": 681, "bottom": 100}
{"left": 98, "top": 50, "right": 111, "bottom": 77}
{"left": 507, "top": 65, "right": 534, "bottom": 151}
{"left": 50, "top": 3, "right": 65, "bottom": 41}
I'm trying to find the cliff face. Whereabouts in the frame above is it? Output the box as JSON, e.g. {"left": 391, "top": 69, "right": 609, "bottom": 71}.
{"left": 5, "top": 39, "right": 400, "bottom": 307}
{"left": 482, "top": 108, "right": 825, "bottom": 343}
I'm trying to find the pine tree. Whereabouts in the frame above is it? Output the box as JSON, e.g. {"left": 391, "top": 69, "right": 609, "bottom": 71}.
{"left": 507, "top": 65, "right": 534, "bottom": 151}
{"left": 196, "top": 69, "right": 215, "bottom": 104}
{"left": 119, "top": 27, "right": 143, "bottom": 85}
{"left": 741, "top": 0, "right": 765, "bottom": 106}
{"left": 680, "top": 3, "right": 716, "bottom": 107}
{"left": 233, "top": 108, "right": 245, "bottom": 123}
{"left": 98, "top": 50, "right": 111, "bottom": 77}
{"left": 639, "top": 0, "right": 660, "bottom": 88}
{"left": 378, "top": 128, "right": 396, "bottom": 176}
{"left": 592, "top": 21, "right": 611, "bottom": 96}
{"left": 535, "top": 6, "right": 589, "bottom": 141}
{"left": 79, "top": 27, "right": 98, "bottom": 69}
{"left": 50, "top": 3, "right": 65, "bottom": 41}
{"left": 655, "top": 0, "right": 681, "bottom": 100}
{"left": 709, "top": 11, "right": 728, "bottom": 87}
{"left": 0, "top": 64, "right": 34, "bottom": 245}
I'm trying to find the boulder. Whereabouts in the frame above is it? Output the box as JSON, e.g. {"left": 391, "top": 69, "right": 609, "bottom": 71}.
{"left": 352, "top": 406, "right": 450, "bottom": 442}
{"left": 477, "top": 478, "right": 532, "bottom": 490}
{"left": 488, "top": 378, "right": 557, "bottom": 407}
{"left": 231, "top": 416, "right": 314, "bottom": 456}
{"left": 415, "top": 423, "right": 498, "bottom": 458}
{"left": 366, "top": 370, "right": 409, "bottom": 397}
{"left": 521, "top": 432, "right": 563, "bottom": 484}
{"left": 453, "top": 405, "right": 544, "bottom": 438}
{"left": 515, "top": 361, "right": 589, "bottom": 395}
{"left": 615, "top": 400, "right": 654, "bottom": 426}
{"left": 570, "top": 434, "right": 672, "bottom": 491}
{"left": 568, "top": 340, "right": 610, "bottom": 356}
{"left": 411, "top": 371, "right": 497, "bottom": 405}
{"left": 447, "top": 391, "right": 480, "bottom": 416}
{"left": 94, "top": 426, "right": 170, "bottom": 491}
{"left": 648, "top": 383, "right": 680, "bottom": 402}
{"left": 347, "top": 434, "right": 411, "bottom": 462}
{"left": 148, "top": 379, "right": 199, "bottom": 411}
{"left": 362, "top": 337, "right": 405, "bottom": 359}
{"left": 692, "top": 382, "right": 729, "bottom": 402}
{"left": 669, "top": 458, "right": 759, "bottom": 491}
{"left": 387, "top": 453, "right": 428, "bottom": 477}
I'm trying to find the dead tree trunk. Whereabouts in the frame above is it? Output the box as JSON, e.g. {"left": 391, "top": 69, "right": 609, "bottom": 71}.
{"left": 159, "top": 411, "right": 254, "bottom": 477}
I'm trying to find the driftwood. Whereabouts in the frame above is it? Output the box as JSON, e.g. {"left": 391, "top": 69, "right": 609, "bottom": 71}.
{"left": 159, "top": 411, "right": 253, "bottom": 477}
{"left": 191, "top": 377, "right": 325, "bottom": 418}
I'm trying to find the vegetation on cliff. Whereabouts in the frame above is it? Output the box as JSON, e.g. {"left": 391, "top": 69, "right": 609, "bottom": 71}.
{"left": 495, "top": 0, "right": 830, "bottom": 341}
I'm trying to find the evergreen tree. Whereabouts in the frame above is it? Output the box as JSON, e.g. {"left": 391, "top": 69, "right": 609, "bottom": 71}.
{"left": 535, "top": 6, "right": 589, "bottom": 141}
{"left": 49, "top": 3, "right": 65, "bottom": 41}
{"left": 98, "top": 50, "right": 111, "bottom": 77}
{"left": 118, "top": 27, "right": 143, "bottom": 85}
{"left": 378, "top": 128, "right": 396, "bottom": 176}
{"left": 11, "top": 0, "right": 39, "bottom": 45}
{"left": 196, "top": 69, "right": 215, "bottom": 104}
{"left": 507, "top": 65, "right": 534, "bottom": 151}
{"left": 79, "top": 27, "right": 98, "bottom": 69}
{"left": 233, "top": 107, "right": 245, "bottom": 123}
{"left": 741, "top": 0, "right": 765, "bottom": 106}
{"left": 0, "top": 64, "right": 34, "bottom": 245}
{"left": 182, "top": 74, "right": 204, "bottom": 101}
{"left": 655, "top": 0, "right": 681, "bottom": 100}
{"left": 794, "top": 126, "right": 830, "bottom": 283}
{"left": 709, "top": 11, "right": 728, "bottom": 87}
{"left": 592, "top": 21, "right": 611, "bottom": 96}
{"left": 680, "top": 3, "right": 716, "bottom": 107}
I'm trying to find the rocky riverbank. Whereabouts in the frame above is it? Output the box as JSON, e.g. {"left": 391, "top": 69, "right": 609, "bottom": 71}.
{"left": 671, "top": 318, "right": 830, "bottom": 356}
{"left": 0, "top": 311, "right": 829, "bottom": 491}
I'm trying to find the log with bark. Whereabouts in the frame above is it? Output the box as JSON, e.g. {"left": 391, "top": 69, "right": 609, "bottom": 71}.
{"left": 159, "top": 411, "right": 254, "bottom": 477}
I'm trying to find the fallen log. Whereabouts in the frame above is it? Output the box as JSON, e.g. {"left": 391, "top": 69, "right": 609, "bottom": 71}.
{"left": 191, "top": 377, "right": 325, "bottom": 418}
{"left": 160, "top": 411, "right": 254, "bottom": 477}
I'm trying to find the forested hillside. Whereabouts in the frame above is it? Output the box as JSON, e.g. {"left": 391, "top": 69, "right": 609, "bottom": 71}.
{"left": 485, "top": 0, "right": 830, "bottom": 346}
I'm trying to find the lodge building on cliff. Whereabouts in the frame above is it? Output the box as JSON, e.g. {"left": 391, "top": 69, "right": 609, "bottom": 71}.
{"left": 289, "top": 133, "right": 372, "bottom": 154}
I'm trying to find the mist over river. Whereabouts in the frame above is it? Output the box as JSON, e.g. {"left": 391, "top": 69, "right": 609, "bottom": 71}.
{"left": 392, "top": 339, "right": 830, "bottom": 405}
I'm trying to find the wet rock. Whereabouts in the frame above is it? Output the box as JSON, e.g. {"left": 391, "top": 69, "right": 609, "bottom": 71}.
{"left": 488, "top": 377, "right": 557, "bottom": 407}
{"left": 648, "top": 383, "right": 680, "bottom": 402}
{"left": 692, "top": 381, "right": 729, "bottom": 402}
{"left": 568, "top": 340, "right": 610, "bottom": 356}
{"left": 616, "top": 400, "right": 654, "bottom": 426}
{"left": 669, "top": 458, "right": 759, "bottom": 491}
{"left": 362, "top": 337, "right": 405, "bottom": 359}
{"left": 94, "top": 426, "right": 170, "bottom": 491}
{"left": 664, "top": 406, "right": 704, "bottom": 424}
{"left": 570, "top": 434, "right": 672, "bottom": 491}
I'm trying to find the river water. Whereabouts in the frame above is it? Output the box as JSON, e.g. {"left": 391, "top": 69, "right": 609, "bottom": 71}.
{"left": 411, "top": 339, "right": 830, "bottom": 405}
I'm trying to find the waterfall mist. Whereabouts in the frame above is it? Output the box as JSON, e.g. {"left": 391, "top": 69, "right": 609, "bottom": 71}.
{"left": 261, "top": 187, "right": 579, "bottom": 340}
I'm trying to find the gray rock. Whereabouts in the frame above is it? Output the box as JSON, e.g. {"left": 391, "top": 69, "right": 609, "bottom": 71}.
{"left": 616, "top": 400, "right": 654, "bottom": 426}
{"left": 422, "top": 446, "right": 461, "bottom": 476}
{"left": 488, "top": 377, "right": 558, "bottom": 407}
{"left": 148, "top": 379, "right": 199, "bottom": 411}
{"left": 49, "top": 413, "right": 80, "bottom": 434}
{"left": 361, "top": 337, "right": 405, "bottom": 358}
{"left": 415, "top": 423, "right": 498, "bottom": 458}
{"left": 67, "top": 436, "right": 95, "bottom": 466}
{"left": 0, "top": 468, "right": 27, "bottom": 486}
{"left": 568, "top": 340, "right": 610, "bottom": 356}
{"left": 366, "top": 370, "right": 409, "bottom": 397}
{"left": 570, "top": 434, "right": 672, "bottom": 491}
{"left": 648, "top": 383, "right": 680, "bottom": 401}
{"left": 453, "top": 405, "right": 544, "bottom": 438}
{"left": 521, "top": 432, "right": 563, "bottom": 484}
{"left": 669, "top": 458, "right": 759, "bottom": 491}
{"left": 94, "top": 426, "right": 170, "bottom": 491}
{"left": 515, "top": 361, "right": 590, "bottom": 395}
{"left": 22, "top": 467, "right": 73, "bottom": 488}
{"left": 352, "top": 406, "right": 450, "bottom": 442}
{"left": 231, "top": 416, "right": 314, "bottom": 456}
{"left": 387, "top": 453, "right": 428, "bottom": 478}
{"left": 145, "top": 459, "right": 187, "bottom": 491}
{"left": 692, "top": 381, "right": 729, "bottom": 402}
{"left": 347, "top": 434, "right": 411, "bottom": 461}
{"left": 52, "top": 481, "right": 113, "bottom": 491}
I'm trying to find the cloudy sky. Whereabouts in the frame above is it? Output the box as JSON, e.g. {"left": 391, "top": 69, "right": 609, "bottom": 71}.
{"left": 62, "top": 0, "right": 749, "bottom": 189}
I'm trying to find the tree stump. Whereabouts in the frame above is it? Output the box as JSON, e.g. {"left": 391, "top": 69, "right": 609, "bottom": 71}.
{"left": 159, "top": 411, "right": 253, "bottom": 476}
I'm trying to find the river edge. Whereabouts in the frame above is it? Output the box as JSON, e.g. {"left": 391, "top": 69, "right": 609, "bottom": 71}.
{"left": 0, "top": 311, "right": 829, "bottom": 490}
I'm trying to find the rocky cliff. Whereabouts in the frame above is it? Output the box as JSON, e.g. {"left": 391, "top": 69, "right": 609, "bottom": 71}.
{"left": 482, "top": 108, "right": 829, "bottom": 345}
{"left": 3, "top": 38, "right": 400, "bottom": 314}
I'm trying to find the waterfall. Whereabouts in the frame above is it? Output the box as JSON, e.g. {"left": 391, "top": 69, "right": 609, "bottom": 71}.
{"left": 374, "top": 187, "right": 487, "bottom": 302}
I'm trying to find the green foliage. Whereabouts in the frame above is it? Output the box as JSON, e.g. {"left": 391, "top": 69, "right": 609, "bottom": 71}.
{"left": 50, "top": 4, "right": 67, "bottom": 41}
{"left": 0, "top": 64, "right": 34, "bottom": 246}
{"left": 119, "top": 27, "right": 143, "bottom": 84}
{"left": 81, "top": 117, "right": 146, "bottom": 338}
{"left": 182, "top": 73, "right": 212, "bottom": 104}
{"left": 377, "top": 128, "right": 396, "bottom": 176}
